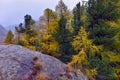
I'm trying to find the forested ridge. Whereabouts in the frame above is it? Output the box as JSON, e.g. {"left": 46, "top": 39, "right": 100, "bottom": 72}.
{"left": 4, "top": 0, "right": 120, "bottom": 79}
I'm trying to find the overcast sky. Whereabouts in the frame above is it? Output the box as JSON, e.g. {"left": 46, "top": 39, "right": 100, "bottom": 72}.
{"left": 0, "top": 0, "right": 88, "bottom": 27}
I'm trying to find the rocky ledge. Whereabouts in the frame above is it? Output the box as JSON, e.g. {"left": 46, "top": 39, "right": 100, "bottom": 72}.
{"left": 0, "top": 44, "right": 88, "bottom": 80}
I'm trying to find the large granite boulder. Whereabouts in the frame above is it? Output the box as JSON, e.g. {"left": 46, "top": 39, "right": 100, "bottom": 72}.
{"left": 0, "top": 44, "right": 88, "bottom": 80}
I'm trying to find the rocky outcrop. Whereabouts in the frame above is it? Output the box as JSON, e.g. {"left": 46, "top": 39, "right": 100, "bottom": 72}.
{"left": 0, "top": 44, "right": 88, "bottom": 80}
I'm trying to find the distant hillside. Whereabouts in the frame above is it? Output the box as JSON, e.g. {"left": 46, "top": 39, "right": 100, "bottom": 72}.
{"left": 0, "top": 25, "right": 7, "bottom": 43}
{"left": 5, "top": 25, "right": 17, "bottom": 33}
{"left": 5, "top": 20, "right": 40, "bottom": 33}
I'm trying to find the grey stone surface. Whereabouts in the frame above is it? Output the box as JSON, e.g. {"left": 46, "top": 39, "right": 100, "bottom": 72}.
{"left": 0, "top": 44, "right": 88, "bottom": 80}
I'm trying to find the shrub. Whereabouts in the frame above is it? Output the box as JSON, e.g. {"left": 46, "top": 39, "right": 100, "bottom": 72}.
{"left": 36, "top": 72, "right": 47, "bottom": 80}
{"left": 89, "top": 57, "right": 115, "bottom": 80}
{"left": 33, "top": 55, "right": 38, "bottom": 61}
{"left": 85, "top": 68, "right": 97, "bottom": 80}
{"left": 34, "top": 62, "right": 42, "bottom": 70}
{"left": 65, "top": 65, "right": 72, "bottom": 79}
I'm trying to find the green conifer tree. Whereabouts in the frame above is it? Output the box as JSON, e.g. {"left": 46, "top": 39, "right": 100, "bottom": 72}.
{"left": 87, "top": 0, "right": 119, "bottom": 46}
{"left": 55, "top": 15, "right": 74, "bottom": 62}
{"left": 87, "top": 0, "right": 120, "bottom": 79}
{"left": 72, "top": 2, "right": 83, "bottom": 36}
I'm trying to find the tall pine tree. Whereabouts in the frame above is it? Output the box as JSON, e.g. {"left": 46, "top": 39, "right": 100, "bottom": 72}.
{"left": 55, "top": 15, "right": 74, "bottom": 62}
{"left": 72, "top": 2, "right": 83, "bottom": 36}
{"left": 15, "top": 14, "right": 37, "bottom": 49}
{"left": 55, "top": 0, "right": 68, "bottom": 17}
{"left": 87, "top": 0, "right": 119, "bottom": 46}
{"left": 87, "top": 0, "right": 120, "bottom": 79}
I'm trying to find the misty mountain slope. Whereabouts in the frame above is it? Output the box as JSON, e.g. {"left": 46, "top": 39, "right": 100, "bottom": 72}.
{"left": 0, "top": 25, "right": 7, "bottom": 43}
{"left": 5, "top": 20, "right": 40, "bottom": 33}
{"left": 5, "top": 25, "right": 17, "bottom": 33}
